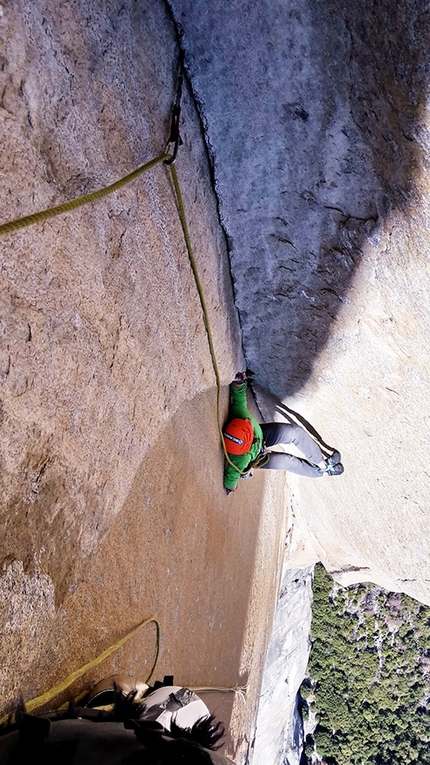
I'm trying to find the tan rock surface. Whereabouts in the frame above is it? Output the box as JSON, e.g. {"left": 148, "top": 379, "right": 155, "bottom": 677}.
{"left": 0, "top": 391, "right": 288, "bottom": 762}
{"left": 284, "top": 217, "right": 430, "bottom": 605}
{"left": 4, "top": 2, "right": 430, "bottom": 763}
{"left": 0, "top": 0, "right": 238, "bottom": 601}
{"left": 0, "top": 2, "right": 288, "bottom": 762}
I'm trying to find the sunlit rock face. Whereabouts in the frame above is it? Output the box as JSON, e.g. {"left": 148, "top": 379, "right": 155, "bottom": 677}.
{"left": 169, "top": 0, "right": 430, "bottom": 606}
{"left": 0, "top": 0, "right": 241, "bottom": 604}
{"left": 251, "top": 566, "right": 314, "bottom": 765}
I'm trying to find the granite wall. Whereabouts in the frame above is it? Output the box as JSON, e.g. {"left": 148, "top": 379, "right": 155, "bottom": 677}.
{"left": 169, "top": 0, "right": 430, "bottom": 606}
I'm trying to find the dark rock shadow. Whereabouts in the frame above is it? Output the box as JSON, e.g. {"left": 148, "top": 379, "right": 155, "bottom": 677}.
{"left": 254, "top": 0, "right": 430, "bottom": 397}
{"left": 168, "top": 0, "right": 430, "bottom": 398}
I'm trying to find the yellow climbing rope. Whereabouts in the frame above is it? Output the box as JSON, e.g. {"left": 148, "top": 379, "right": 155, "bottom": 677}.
{"left": 0, "top": 616, "right": 160, "bottom": 723}
{"left": 168, "top": 166, "right": 226, "bottom": 457}
{"left": 0, "top": 55, "right": 254, "bottom": 730}
{"left": 167, "top": 164, "right": 252, "bottom": 476}
{"left": 0, "top": 146, "right": 246, "bottom": 473}
{"left": 0, "top": 153, "right": 169, "bottom": 237}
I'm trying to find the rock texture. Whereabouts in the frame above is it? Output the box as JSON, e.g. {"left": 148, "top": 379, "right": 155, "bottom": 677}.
{"left": 169, "top": 0, "right": 430, "bottom": 606}
{"left": 0, "top": 390, "right": 289, "bottom": 764}
{"left": 0, "top": 0, "right": 240, "bottom": 603}
{"left": 3, "top": 1, "right": 430, "bottom": 763}
{"left": 251, "top": 565, "right": 313, "bottom": 765}
{"left": 0, "top": 4, "right": 293, "bottom": 763}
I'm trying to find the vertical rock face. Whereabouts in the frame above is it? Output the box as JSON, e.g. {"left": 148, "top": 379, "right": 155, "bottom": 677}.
{"left": 251, "top": 566, "right": 314, "bottom": 765}
{"left": 169, "top": 0, "right": 427, "bottom": 393}
{"left": 0, "top": 0, "right": 241, "bottom": 603}
{"left": 2, "top": 1, "right": 430, "bottom": 761}
{"left": 169, "top": 0, "right": 430, "bottom": 605}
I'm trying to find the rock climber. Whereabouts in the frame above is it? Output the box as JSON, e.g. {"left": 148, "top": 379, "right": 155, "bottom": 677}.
{"left": 83, "top": 674, "right": 224, "bottom": 751}
{"left": 223, "top": 372, "right": 344, "bottom": 494}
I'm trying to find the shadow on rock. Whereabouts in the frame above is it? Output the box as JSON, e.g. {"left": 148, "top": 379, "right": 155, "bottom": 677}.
{"left": 263, "top": 0, "right": 430, "bottom": 396}
{"left": 169, "top": 0, "right": 430, "bottom": 397}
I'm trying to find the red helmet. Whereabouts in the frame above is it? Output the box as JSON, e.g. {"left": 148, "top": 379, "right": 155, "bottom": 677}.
{"left": 223, "top": 418, "right": 254, "bottom": 455}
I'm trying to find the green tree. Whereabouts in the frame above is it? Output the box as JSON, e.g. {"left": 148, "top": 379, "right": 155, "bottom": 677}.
{"left": 303, "top": 564, "right": 430, "bottom": 765}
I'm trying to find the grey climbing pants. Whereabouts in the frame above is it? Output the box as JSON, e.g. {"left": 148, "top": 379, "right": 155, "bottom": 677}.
{"left": 260, "top": 422, "right": 325, "bottom": 478}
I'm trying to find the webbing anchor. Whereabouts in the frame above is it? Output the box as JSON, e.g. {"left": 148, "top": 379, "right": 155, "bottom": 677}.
{"left": 164, "top": 51, "right": 184, "bottom": 165}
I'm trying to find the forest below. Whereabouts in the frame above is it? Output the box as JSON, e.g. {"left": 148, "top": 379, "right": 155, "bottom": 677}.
{"left": 301, "top": 564, "right": 430, "bottom": 765}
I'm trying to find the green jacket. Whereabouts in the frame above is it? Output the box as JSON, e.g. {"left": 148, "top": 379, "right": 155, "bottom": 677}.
{"left": 223, "top": 381, "right": 264, "bottom": 489}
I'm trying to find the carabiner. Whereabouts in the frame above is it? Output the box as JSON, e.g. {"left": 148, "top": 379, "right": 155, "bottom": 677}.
{"left": 164, "top": 51, "right": 185, "bottom": 165}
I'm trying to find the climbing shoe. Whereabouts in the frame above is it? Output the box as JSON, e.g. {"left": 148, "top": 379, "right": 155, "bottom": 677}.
{"left": 325, "top": 462, "right": 344, "bottom": 476}
{"left": 325, "top": 450, "right": 342, "bottom": 467}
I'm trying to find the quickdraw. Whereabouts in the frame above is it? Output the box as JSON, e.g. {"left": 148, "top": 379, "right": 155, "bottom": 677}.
{"left": 164, "top": 50, "right": 184, "bottom": 165}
